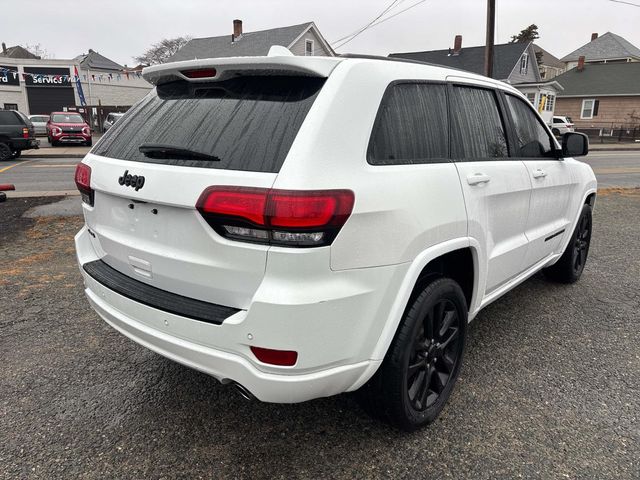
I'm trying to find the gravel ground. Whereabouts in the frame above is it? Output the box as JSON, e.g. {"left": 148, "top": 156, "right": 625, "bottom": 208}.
{"left": 1, "top": 191, "right": 639, "bottom": 479}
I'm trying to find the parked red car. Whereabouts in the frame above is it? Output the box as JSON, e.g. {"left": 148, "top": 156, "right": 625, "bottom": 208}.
{"left": 47, "top": 112, "right": 92, "bottom": 147}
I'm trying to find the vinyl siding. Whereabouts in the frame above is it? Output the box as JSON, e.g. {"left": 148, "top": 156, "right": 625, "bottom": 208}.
{"left": 555, "top": 96, "right": 640, "bottom": 127}
{"left": 289, "top": 29, "right": 333, "bottom": 56}
{"left": 507, "top": 44, "right": 540, "bottom": 83}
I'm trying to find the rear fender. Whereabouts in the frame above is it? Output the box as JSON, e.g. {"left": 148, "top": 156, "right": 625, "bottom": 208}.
{"left": 347, "top": 236, "right": 483, "bottom": 391}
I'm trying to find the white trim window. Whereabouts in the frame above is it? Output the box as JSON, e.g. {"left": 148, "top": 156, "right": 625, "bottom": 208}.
{"left": 526, "top": 92, "right": 536, "bottom": 105}
{"left": 305, "top": 39, "right": 314, "bottom": 56}
{"left": 581, "top": 99, "right": 596, "bottom": 119}
{"left": 519, "top": 53, "right": 529, "bottom": 75}
{"left": 545, "top": 94, "right": 555, "bottom": 112}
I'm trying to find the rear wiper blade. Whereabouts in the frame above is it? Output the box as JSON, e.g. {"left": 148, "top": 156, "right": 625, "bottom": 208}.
{"left": 138, "top": 143, "right": 220, "bottom": 161}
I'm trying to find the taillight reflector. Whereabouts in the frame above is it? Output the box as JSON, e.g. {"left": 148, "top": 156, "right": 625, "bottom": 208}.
{"left": 22, "top": 127, "right": 29, "bottom": 139}
{"left": 269, "top": 191, "right": 352, "bottom": 228}
{"left": 250, "top": 346, "right": 298, "bottom": 366}
{"left": 75, "top": 163, "right": 94, "bottom": 206}
{"left": 198, "top": 187, "right": 267, "bottom": 226}
{"left": 181, "top": 68, "right": 217, "bottom": 79}
{"left": 196, "top": 186, "right": 354, "bottom": 247}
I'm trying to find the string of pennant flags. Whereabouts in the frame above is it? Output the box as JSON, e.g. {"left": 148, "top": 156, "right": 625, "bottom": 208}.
{"left": 0, "top": 66, "right": 143, "bottom": 83}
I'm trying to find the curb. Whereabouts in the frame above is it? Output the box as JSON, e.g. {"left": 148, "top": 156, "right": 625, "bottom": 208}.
{"left": 21, "top": 154, "right": 86, "bottom": 159}
{"left": 589, "top": 148, "right": 640, "bottom": 152}
{"left": 6, "top": 190, "right": 79, "bottom": 198}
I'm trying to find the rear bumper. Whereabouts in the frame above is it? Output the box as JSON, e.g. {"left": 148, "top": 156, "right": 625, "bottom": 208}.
{"left": 84, "top": 284, "right": 372, "bottom": 403}
{"left": 75, "top": 225, "right": 404, "bottom": 403}
{"left": 10, "top": 138, "right": 39, "bottom": 151}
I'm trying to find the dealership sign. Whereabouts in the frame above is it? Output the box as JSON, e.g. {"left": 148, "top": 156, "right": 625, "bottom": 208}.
{"left": 23, "top": 67, "right": 72, "bottom": 87}
{"left": 0, "top": 66, "right": 20, "bottom": 86}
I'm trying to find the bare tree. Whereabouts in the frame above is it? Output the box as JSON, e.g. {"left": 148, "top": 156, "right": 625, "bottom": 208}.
{"left": 24, "top": 43, "right": 54, "bottom": 59}
{"left": 134, "top": 36, "right": 192, "bottom": 65}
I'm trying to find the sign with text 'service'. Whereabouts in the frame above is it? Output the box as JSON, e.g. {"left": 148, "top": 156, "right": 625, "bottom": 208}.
{"left": 23, "top": 67, "right": 72, "bottom": 87}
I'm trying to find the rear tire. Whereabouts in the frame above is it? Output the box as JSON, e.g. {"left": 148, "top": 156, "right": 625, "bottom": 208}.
{"left": 552, "top": 128, "right": 560, "bottom": 136}
{"left": 0, "top": 142, "right": 12, "bottom": 161}
{"left": 358, "top": 277, "right": 467, "bottom": 431}
{"left": 544, "top": 204, "right": 592, "bottom": 283}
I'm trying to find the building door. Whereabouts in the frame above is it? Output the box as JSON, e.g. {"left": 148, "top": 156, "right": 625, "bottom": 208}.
{"left": 26, "top": 87, "right": 76, "bottom": 115}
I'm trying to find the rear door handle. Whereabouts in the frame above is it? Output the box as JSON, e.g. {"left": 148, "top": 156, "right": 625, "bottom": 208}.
{"left": 466, "top": 173, "right": 491, "bottom": 186}
{"left": 532, "top": 168, "right": 548, "bottom": 179}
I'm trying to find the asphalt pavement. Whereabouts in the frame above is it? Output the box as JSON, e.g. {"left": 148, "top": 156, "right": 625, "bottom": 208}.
{"left": 0, "top": 189, "right": 639, "bottom": 479}
{"left": 1, "top": 151, "right": 639, "bottom": 197}
{"left": 581, "top": 151, "right": 640, "bottom": 188}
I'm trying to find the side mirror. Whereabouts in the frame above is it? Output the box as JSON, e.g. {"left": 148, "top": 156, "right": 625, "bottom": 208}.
{"left": 561, "top": 132, "right": 589, "bottom": 157}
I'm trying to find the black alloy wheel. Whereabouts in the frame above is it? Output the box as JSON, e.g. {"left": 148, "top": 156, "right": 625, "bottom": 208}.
{"left": 406, "top": 298, "right": 462, "bottom": 411}
{"left": 572, "top": 208, "right": 592, "bottom": 276}
{"left": 358, "top": 277, "right": 467, "bottom": 431}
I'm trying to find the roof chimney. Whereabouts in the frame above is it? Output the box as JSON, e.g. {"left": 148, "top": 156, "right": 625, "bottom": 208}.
{"left": 233, "top": 19, "right": 243, "bottom": 40}
{"left": 591, "top": 32, "right": 598, "bottom": 41}
{"left": 1, "top": 42, "right": 6, "bottom": 54}
{"left": 577, "top": 55, "right": 585, "bottom": 71}
{"left": 453, "top": 35, "right": 462, "bottom": 55}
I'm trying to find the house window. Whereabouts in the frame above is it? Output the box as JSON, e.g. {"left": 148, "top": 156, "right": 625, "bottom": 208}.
{"left": 305, "top": 39, "right": 314, "bottom": 56}
{"left": 545, "top": 94, "right": 555, "bottom": 112}
{"left": 581, "top": 99, "right": 595, "bottom": 119}
{"left": 519, "top": 53, "right": 529, "bottom": 74}
{"left": 3, "top": 103, "right": 18, "bottom": 110}
{"left": 526, "top": 93, "right": 536, "bottom": 105}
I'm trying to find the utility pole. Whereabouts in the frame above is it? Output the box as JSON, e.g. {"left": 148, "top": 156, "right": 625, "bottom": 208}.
{"left": 484, "top": 0, "right": 496, "bottom": 78}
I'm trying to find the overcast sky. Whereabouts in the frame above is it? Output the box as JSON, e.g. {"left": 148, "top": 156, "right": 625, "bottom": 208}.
{"left": 4, "top": 0, "right": 640, "bottom": 66}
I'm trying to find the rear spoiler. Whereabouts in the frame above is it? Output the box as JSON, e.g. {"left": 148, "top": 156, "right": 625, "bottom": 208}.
{"left": 143, "top": 46, "right": 343, "bottom": 86}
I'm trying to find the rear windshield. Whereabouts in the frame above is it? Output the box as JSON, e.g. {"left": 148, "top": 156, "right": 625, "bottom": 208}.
{"left": 52, "top": 114, "right": 84, "bottom": 123}
{"left": 93, "top": 76, "right": 326, "bottom": 173}
{"left": 0, "top": 111, "right": 20, "bottom": 125}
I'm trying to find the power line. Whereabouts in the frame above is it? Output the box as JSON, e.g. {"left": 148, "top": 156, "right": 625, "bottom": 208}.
{"left": 609, "top": 0, "right": 640, "bottom": 6}
{"left": 332, "top": 0, "right": 403, "bottom": 46}
{"left": 334, "top": 0, "right": 429, "bottom": 50}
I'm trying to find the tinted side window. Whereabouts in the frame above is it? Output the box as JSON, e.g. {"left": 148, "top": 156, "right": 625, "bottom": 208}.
{"left": 505, "top": 95, "right": 554, "bottom": 158}
{"left": 367, "top": 83, "right": 448, "bottom": 165}
{"left": 450, "top": 86, "right": 508, "bottom": 160}
{"left": 0, "top": 111, "right": 19, "bottom": 126}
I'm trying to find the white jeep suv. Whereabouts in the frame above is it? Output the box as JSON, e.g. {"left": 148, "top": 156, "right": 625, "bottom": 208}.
{"left": 74, "top": 50, "right": 597, "bottom": 430}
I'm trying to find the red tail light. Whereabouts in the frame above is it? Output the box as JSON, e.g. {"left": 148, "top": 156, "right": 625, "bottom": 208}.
{"left": 22, "top": 127, "right": 29, "bottom": 139}
{"left": 181, "top": 68, "right": 217, "bottom": 79}
{"left": 250, "top": 346, "right": 298, "bottom": 366}
{"left": 196, "top": 186, "right": 354, "bottom": 247}
{"left": 75, "top": 163, "right": 94, "bottom": 206}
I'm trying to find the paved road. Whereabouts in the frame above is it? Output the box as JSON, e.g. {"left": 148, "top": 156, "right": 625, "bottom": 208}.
{"left": 1, "top": 151, "right": 638, "bottom": 195}
{"left": 582, "top": 151, "right": 640, "bottom": 188}
{"left": 1, "top": 193, "right": 638, "bottom": 479}
{"left": 0, "top": 157, "right": 79, "bottom": 195}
